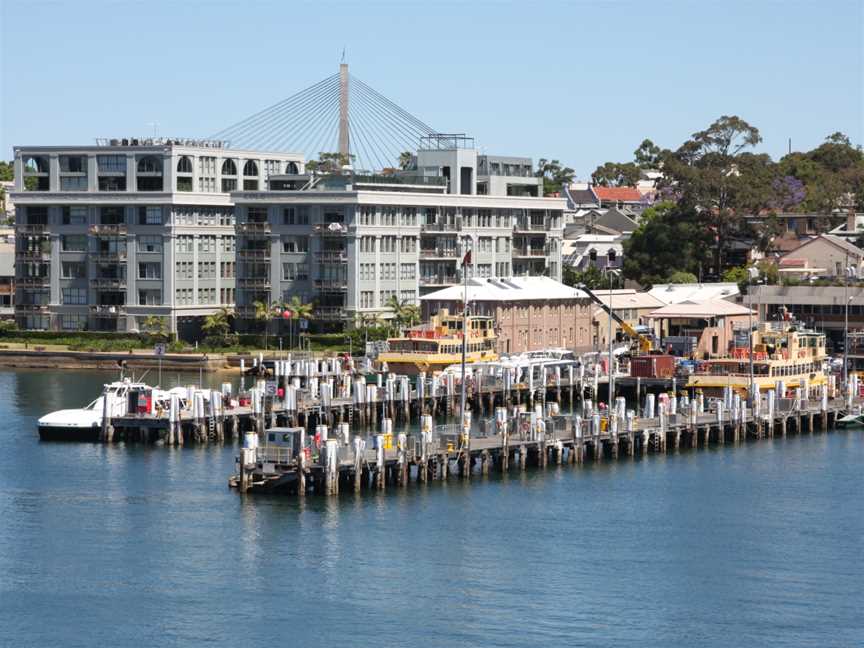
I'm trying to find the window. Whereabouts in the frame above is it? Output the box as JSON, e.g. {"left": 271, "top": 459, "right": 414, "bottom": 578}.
{"left": 197, "top": 156, "right": 216, "bottom": 193}
{"left": 381, "top": 236, "right": 396, "bottom": 253}
{"left": 360, "top": 291, "right": 374, "bottom": 308}
{"left": 100, "top": 206, "right": 124, "bottom": 225}
{"left": 282, "top": 236, "right": 309, "bottom": 253}
{"left": 24, "top": 156, "right": 49, "bottom": 173}
{"left": 138, "top": 235, "right": 162, "bottom": 253}
{"left": 61, "top": 235, "right": 87, "bottom": 252}
{"left": 359, "top": 263, "right": 375, "bottom": 281}
{"left": 243, "top": 160, "right": 258, "bottom": 176}
{"left": 138, "top": 262, "right": 161, "bottom": 280}
{"left": 400, "top": 237, "right": 417, "bottom": 253}
{"left": 220, "top": 287, "right": 235, "bottom": 304}
{"left": 282, "top": 263, "right": 296, "bottom": 281}
{"left": 97, "top": 155, "right": 125, "bottom": 173}
{"left": 360, "top": 236, "right": 376, "bottom": 253}
{"left": 221, "top": 236, "right": 235, "bottom": 252}
{"left": 177, "top": 156, "right": 193, "bottom": 173}
{"left": 98, "top": 176, "right": 126, "bottom": 191}
{"left": 477, "top": 263, "right": 492, "bottom": 278}
{"left": 177, "top": 177, "right": 193, "bottom": 192}
{"left": 137, "top": 156, "right": 162, "bottom": 174}
{"left": 221, "top": 178, "right": 237, "bottom": 192}
{"left": 247, "top": 206, "right": 268, "bottom": 223}
{"left": 175, "top": 288, "right": 193, "bottom": 305}
{"left": 60, "top": 176, "right": 88, "bottom": 191}
{"left": 138, "top": 290, "right": 162, "bottom": 306}
{"left": 222, "top": 159, "right": 237, "bottom": 175}
{"left": 400, "top": 263, "right": 416, "bottom": 280}
{"left": 24, "top": 206, "right": 48, "bottom": 225}
{"left": 198, "top": 287, "right": 216, "bottom": 304}
{"left": 379, "top": 289, "right": 396, "bottom": 305}
{"left": 61, "top": 261, "right": 86, "bottom": 279}
{"left": 221, "top": 261, "right": 235, "bottom": 278}
{"left": 136, "top": 156, "right": 163, "bottom": 191}
{"left": 479, "top": 237, "right": 492, "bottom": 253}
{"left": 60, "top": 314, "right": 87, "bottom": 331}
{"left": 138, "top": 206, "right": 162, "bottom": 225}
{"left": 62, "top": 287, "right": 88, "bottom": 304}
{"left": 283, "top": 208, "right": 296, "bottom": 225}
{"left": 198, "top": 261, "right": 216, "bottom": 279}
{"left": 286, "top": 161, "right": 299, "bottom": 174}
{"left": 400, "top": 290, "right": 415, "bottom": 303}
{"left": 198, "top": 236, "right": 216, "bottom": 253}
{"left": 176, "top": 236, "right": 194, "bottom": 253}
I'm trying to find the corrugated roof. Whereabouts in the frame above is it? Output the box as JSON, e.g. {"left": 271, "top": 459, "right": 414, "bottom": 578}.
{"left": 650, "top": 298, "right": 754, "bottom": 318}
{"left": 593, "top": 186, "right": 643, "bottom": 202}
{"left": 647, "top": 282, "right": 740, "bottom": 305}
{"left": 420, "top": 276, "right": 587, "bottom": 303}
{"left": 590, "top": 289, "right": 666, "bottom": 311}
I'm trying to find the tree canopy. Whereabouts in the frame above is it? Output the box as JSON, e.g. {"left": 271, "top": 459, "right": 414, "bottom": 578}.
{"left": 591, "top": 161, "right": 641, "bottom": 187}
{"left": 534, "top": 159, "right": 574, "bottom": 195}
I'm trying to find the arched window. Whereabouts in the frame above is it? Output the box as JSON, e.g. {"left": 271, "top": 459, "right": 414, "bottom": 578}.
{"left": 222, "top": 159, "right": 237, "bottom": 175}
{"left": 137, "top": 156, "right": 162, "bottom": 174}
{"left": 177, "top": 156, "right": 193, "bottom": 173}
{"left": 285, "top": 161, "right": 299, "bottom": 174}
{"left": 24, "top": 156, "right": 49, "bottom": 174}
{"left": 243, "top": 160, "right": 258, "bottom": 176}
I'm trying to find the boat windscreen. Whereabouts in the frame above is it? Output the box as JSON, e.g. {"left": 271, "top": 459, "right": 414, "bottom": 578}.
{"left": 84, "top": 398, "right": 100, "bottom": 410}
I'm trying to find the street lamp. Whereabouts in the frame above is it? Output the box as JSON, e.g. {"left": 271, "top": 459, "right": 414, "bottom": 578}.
{"left": 844, "top": 259, "right": 857, "bottom": 392}
{"left": 747, "top": 265, "right": 759, "bottom": 406}
{"left": 607, "top": 248, "right": 617, "bottom": 416}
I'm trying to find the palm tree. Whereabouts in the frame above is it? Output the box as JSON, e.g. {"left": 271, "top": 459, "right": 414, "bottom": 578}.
{"left": 401, "top": 304, "right": 421, "bottom": 328}
{"left": 385, "top": 296, "right": 421, "bottom": 334}
{"left": 282, "top": 295, "right": 314, "bottom": 349}
{"left": 202, "top": 307, "right": 233, "bottom": 342}
{"left": 253, "top": 300, "right": 273, "bottom": 350}
{"left": 140, "top": 315, "right": 167, "bottom": 337}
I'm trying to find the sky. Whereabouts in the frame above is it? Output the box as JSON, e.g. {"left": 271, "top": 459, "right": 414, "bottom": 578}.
{"left": 1, "top": 0, "right": 862, "bottom": 179}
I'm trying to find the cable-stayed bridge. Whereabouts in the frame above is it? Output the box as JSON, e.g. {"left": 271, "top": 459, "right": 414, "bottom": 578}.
{"left": 210, "top": 64, "right": 440, "bottom": 172}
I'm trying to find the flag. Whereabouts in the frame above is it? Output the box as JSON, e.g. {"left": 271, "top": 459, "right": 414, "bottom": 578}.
{"left": 461, "top": 249, "right": 472, "bottom": 267}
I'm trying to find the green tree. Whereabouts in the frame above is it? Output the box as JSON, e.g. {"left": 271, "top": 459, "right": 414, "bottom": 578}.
{"left": 202, "top": 306, "right": 234, "bottom": 343}
{"left": 779, "top": 132, "right": 864, "bottom": 212}
{"left": 535, "top": 158, "right": 575, "bottom": 195}
{"left": 398, "top": 151, "right": 414, "bottom": 170}
{"left": 139, "top": 315, "right": 168, "bottom": 337}
{"left": 253, "top": 300, "right": 275, "bottom": 349}
{"left": 305, "top": 152, "right": 356, "bottom": 173}
{"left": 385, "top": 295, "right": 421, "bottom": 332}
{"left": 667, "top": 271, "right": 698, "bottom": 284}
{"left": 0, "top": 161, "right": 13, "bottom": 182}
{"left": 633, "top": 139, "right": 662, "bottom": 169}
{"left": 623, "top": 202, "right": 712, "bottom": 287}
{"left": 562, "top": 264, "right": 622, "bottom": 290}
{"left": 591, "top": 161, "right": 641, "bottom": 187}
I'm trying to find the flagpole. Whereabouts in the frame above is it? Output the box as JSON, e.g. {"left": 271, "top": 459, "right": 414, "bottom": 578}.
{"left": 459, "top": 249, "right": 469, "bottom": 441}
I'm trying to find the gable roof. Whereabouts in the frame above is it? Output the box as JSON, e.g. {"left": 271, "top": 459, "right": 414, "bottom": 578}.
{"left": 420, "top": 276, "right": 587, "bottom": 303}
{"left": 565, "top": 186, "right": 600, "bottom": 208}
{"left": 649, "top": 298, "right": 754, "bottom": 319}
{"left": 593, "top": 186, "right": 643, "bottom": 203}
{"left": 592, "top": 207, "right": 637, "bottom": 235}
{"left": 784, "top": 234, "right": 864, "bottom": 260}
{"left": 647, "top": 282, "right": 740, "bottom": 305}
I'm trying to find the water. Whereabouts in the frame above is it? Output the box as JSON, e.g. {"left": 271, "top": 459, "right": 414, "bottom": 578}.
{"left": 0, "top": 369, "right": 862, "bottom": 647}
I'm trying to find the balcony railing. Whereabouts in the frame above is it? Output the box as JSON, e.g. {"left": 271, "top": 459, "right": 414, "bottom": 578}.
{"left": 16, "top": 304, "right": 49, "bottom": 312}
{"left": 514, "top": 221, "right": 548, "bottom": 232}
{"left": 419, "top": 248, "right": 460, "bottom": 259}
{"left": 93, "top": 251, "right": 128, "bottom": 263}
{"left": 419, "top": 275, "right": 459, "bottom": 286}
{"left": 89, "top": 224, "right": 127, "bottom": 236}
{"left": 421, "top": 221, "right": 461, "bottom": 232}
{"left": 91, "top": 277, "right": 127, "bottom": 289}
{"left": 315, "top": 250, "right": 347, "bottom": 262}
{"left": 237, "top": 222, "right": 272, "bottom": 235}
{"left": 17, "top": 224, "right": 47, "bottom": 234}
{"left": 16, "top": 276, "right": 50, "bottom": 287}
{"left": 315, "top": 306, "right": 346, "bottom": 321}
{"left": 314, "top": 223, "right": 348, "bottom": 236}
{"left": 237, "top": 248, "right": 271, "bottom": 259}
{"left": 314, "top": 279, "right": 348, "bottom": 292}
{"left": 91, "top": 305, "right": 126, "bottom": 317}
{"left": 17, "top": 250, "right": 52, "bottom": 261}
{"left": 237, "top": 277, "right": 271, "bottom": 287}
{"left": 512, "top": 248, "right": 548, "bottom": 257}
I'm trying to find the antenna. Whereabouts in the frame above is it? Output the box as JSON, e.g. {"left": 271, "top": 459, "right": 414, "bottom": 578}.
{"left": 146, "top": 121, "right": 160, "bottom": 138}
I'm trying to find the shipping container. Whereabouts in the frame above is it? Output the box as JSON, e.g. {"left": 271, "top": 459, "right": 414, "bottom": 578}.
{"left": 630, "top": 355, "right": 676, "bottom": 378}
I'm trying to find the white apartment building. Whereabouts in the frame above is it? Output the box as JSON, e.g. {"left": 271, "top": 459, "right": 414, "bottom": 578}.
{"left": 11, "top": 138, "right": 303, "bottom": 336}
{"left": 232, "top": 139, "right": 564, "bottom": 328}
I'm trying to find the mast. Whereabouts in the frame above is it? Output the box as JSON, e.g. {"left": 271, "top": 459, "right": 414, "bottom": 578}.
{"left": 459, "top": 259, "right": 468, "bottom": 434}
{"left": 338, "top": 62, "right": 350, "bottom": 160}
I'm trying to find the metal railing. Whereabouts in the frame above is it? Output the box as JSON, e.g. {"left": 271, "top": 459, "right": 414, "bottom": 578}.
{"left": 419, "top": 275, "right": 458, "bottom": 286}
{"left": 89, "top": 224, "right": 127, "bottom": 235}
{"left": 237, "top": 222, "right": 272, "bottom": 234}
{"left": 314, "top": 279, "right": 347, "bottom": 291}
{"left": 514, "top": 221, "right": 548, "bottom": 232}
{"left": 91, "top": 277, "right": 127, "bottom": 288}
{"left": 17, "top": 224, "right": 47, "bottom": 234}
{"left": 421, "top": 221, "right": 461, "bottom": 232}
{"left": 511, "top": 247, "right": 547, "bottom": 257}
{"left": 238, "top": 277, "right": 271, "bottom": 287}
{"left": 315, "top": 306, "right": 346, "bottom": 320}
{"left": 419, "top": 248, "right": 459, "bottom": 258}
{"left": 237, "top": 249, "right": 271, "bottom": 259}
{"left": 315, "top": 250, "right": 347, "bottom": 262}
{"left": 16, "top": 276, "right": 50, "bottom": 287}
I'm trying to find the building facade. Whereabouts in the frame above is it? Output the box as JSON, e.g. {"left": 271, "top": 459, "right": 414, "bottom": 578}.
{"left": 420, "top": 276, "right": 593, "bottom": 354}
{"left": 10, "top": 139, "right": 302, "bottom": 335}
{"left": 233, "top": 144, "right": 564, "bottom": 328}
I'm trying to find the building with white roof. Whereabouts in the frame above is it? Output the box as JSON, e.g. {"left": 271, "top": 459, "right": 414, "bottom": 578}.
{"left": 649, "top": 298, "right": 754, "bottom": 358}
{"left": 420, "top": 276, "right": 593, "bottom": 353}
{"left": 647, "top": 282, "right": 740, "bottom": 305}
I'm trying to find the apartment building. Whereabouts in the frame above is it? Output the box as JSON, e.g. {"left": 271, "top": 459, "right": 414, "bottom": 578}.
{"left": 10, "top": 139, "right": 303, "bottom": 336}
{"left": 233, "top": 139, "right": 564, "bottom": 328}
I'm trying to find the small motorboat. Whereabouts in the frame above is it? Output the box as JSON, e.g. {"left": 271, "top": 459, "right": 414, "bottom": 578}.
{"left": 835, "top": 412, "right": 864, "bottom": 428}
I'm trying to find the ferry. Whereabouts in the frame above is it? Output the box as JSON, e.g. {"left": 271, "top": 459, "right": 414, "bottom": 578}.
{"left": 687, "top": 321, "right": 827, "bottom": 397}
{"left": 37, "top": 379, "right": 187, "bottom": 441}
{"left": 376, "top": 309, "right": 498, "bottom": 375}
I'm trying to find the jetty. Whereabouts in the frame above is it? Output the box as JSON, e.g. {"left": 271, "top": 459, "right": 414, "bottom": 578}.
{"left": 227, "top": 374, "right": 862, "bottom": 496}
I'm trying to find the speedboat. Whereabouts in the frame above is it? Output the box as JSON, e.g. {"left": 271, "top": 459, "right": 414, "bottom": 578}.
{"left": 836, "top": 412, "right": 864, "bottom": 428}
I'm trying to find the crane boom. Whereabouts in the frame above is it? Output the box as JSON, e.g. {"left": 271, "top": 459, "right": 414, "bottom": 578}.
{"left": 578, "top": 284, "right": 653, "bottom": 353}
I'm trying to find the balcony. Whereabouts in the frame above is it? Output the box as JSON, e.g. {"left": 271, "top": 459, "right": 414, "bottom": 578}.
{"left": 419, "top": 275, "right": 459, "bottom": 286}
{"left": 315, "top": 250, "right": 347, "bottom": 262}
{"left": 17, "top": 250, "right": 51, "bottom": 262}
{"left": 314, "top": 223, "right": 348, "bottom": 237}
{"left": 16, "top": 276, "right": 50, "bottom": 287}
{"left": 91, "top": 277, "right": 127, "bottom": 289}
{"left": 512, "top": 247, "right": 548, "bottom": 258}
{"left": 93, "top": 251, "right": 128, "bottom": 263}
{"left": 89, "top": 224, "right": 127, "bottom": 236}
{"left": 314, "top": 279, "right": 348, "bottom": 292}
{"left": 237, "top": 222, "right": 272, "bottom": 235}
{"left": 237, "top": 248, "right": 271, "bottom": 260}
{"left": 17, "top": 224, "right": 47, "bottom": 234}
{"left": 238, "top": 277, "right": 271, "bottom": 288}
{"left": 91, "top": 305, "right": 126, "bottom": 318}
{"left": 16, "top": 304, "right": 49, "bottom": 312}
{"left": 315, "top": 306, "right": 346, "bottom": 321}
{"left": 421, "top": 221, "right": 461, "bottom": 232}
{"left": 514, "top": 221, "right": 548, "bottom": 233}
{"left": 419, "top": 248, "right": 460, "bottom": 259}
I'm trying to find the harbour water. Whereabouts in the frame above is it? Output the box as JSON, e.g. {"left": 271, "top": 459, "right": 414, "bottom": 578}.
{"left": 0, "top": 368, "right": 862, "bottom": 647}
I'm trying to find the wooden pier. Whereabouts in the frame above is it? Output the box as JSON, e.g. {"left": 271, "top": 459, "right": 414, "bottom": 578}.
{"left": 229, "top": 389, "right": 862, "bottom": 496}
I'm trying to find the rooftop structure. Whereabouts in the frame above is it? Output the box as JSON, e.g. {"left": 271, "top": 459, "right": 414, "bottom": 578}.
{"left": 647, "top": 282, "right": 740, "bottom": 305}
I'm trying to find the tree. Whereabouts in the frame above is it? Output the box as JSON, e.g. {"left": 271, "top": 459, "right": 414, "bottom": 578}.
{"left": 139, "top": 315, "right": 168, "bottom": 337}
{"left": 202, "top": 307, "right": 234, "bottom": 343}
{"left": 398, "top": 151, "right": 413, "bottom": 170}
{"left": 591, "top": 161, "right": 641, "bottom": 187}
{"left": 562, "top": 264, "right": 622, "bottom": 290}
{"left": 667, "top": 271, "right": 698, "bottom": 284}
{"left": 634, "top": 139, "right": 662, "bottom": 169}
{"left": 0, "top": 161, "right": 13, "bottom": 182}
{"left": 385, "top": 295, "right": 421, "bottom": 332}
{"left": 305, "top": 152, "right": 356, "bottom": 173}
{"left": 535, "top": 158, "right": 575, "bottom": 195}
{"left": 253, "top": 300, "right": 274, "bottom": 349}
{"left": 623, "top": 202, "right": 712, "bottom": 287}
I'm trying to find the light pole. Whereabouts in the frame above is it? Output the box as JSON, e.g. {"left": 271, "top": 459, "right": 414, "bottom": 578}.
{"left": 747, "top": 265, "right": 759, "bottom": 406}
{"left": 843, "top": 256, "right": 857, "bottom": 393}
{"left": 607, "top": 248, "right": 616, "bottom": 417}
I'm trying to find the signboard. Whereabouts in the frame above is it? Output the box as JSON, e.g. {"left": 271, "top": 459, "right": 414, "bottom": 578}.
{"left": 265, "top": 380, "right": 278, "bottom": 396}
{"left": 153, "top": 343, "right": 166, "bottom": 356}
{"left": 299, "top": 319, "right": 309, "bottom": 330}
{"left": 366, "top": 340, "right": 389, "bottom": 357}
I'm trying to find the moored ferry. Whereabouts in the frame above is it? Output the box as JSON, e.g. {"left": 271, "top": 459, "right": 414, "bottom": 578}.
{"left": 687, "top": 321, "right": 827, "bottom": 396}
{"left": 376, "top": 309, "right": 498, "bottom": 375}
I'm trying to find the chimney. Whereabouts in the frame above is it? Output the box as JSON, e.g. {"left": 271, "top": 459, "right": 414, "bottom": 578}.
{"left": 847, "top": 209, "right": 857, "bottom": 235}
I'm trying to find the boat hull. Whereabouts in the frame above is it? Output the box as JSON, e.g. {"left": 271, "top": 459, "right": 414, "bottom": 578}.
{"left": 38, "top": 424, "right": 102, "bottom": 442}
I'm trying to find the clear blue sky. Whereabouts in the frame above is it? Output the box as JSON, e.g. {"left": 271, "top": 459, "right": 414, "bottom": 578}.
{"left": 2, "top": 0, "right": 862, "bottom": 179}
